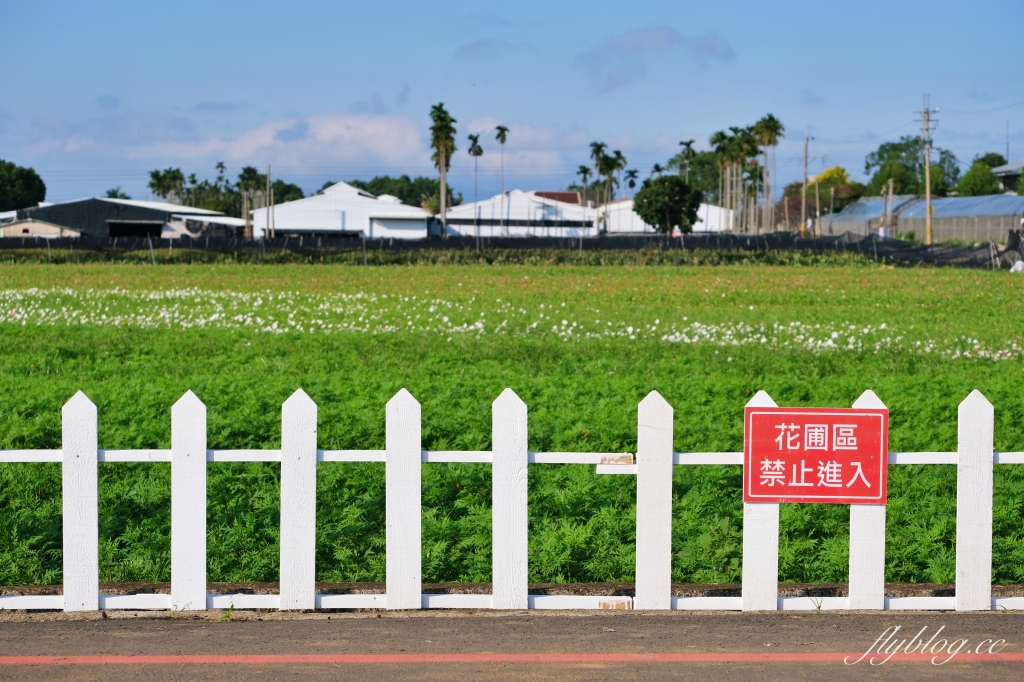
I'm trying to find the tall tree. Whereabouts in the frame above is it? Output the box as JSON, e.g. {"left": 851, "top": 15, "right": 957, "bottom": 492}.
{"left": 0, "top": 159, "right": 46, "bottom": 211}
{"left": 495, "top": 125, "right": 509, "bottom": 234}
{"left": 624, "top": 169, "right": 638, "bottom": 198}
{"left": 467, "top": 133, "right": 483, "bottom": 206}
{"left": 604, "top": 150, "right": 626, "bottom": 202}
{"left": 752, "top": 114, "right": 784, "bottom": 231}
{"left": 104, "top": 187, "right": 130, "bottom": 199}
{"left": 467, "top": 133, "right": 484, "bottom": 239}
{"left": 677, "top": 140, "right": 695, "bottom": 181}
{"left": 430, "top": 103, "right": 457, "bottom": 237}
{"left": 576, "top": 165, "right": 592, "bottom": 204}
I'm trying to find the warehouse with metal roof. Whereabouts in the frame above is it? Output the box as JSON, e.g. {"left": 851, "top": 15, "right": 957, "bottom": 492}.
{"left": 15, "top": 198, "right": 234, "bottom": 239}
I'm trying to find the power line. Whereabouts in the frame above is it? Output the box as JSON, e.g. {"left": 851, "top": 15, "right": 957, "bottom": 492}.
{"left": 941, "top": 98, "right": 1024, "bottom": 114}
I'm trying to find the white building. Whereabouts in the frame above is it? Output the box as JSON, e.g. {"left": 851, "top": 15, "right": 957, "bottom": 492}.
{"left": 443, "top": 190, "right": 598, "bottom": 238}
{"left": 603, "top": 199, "right": 733, "bottom": 234}
{"left": 445, "top": 191, "right": 732, "bottom": 237}
{"left": 251, "top": 181, "right": 431, "bottom": 240}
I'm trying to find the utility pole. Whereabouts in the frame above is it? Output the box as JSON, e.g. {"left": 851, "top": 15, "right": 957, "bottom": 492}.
{"left": 917, "top": 95, "right": 938, "bottom": 245}
{"left": 265, "top": 165, "right": 272, "bottom": 240}
{"left": 814, "top": 177, "right": 821, "bottom": 237}
{"left": 800, "top": 126, "right": 809, "bottom": 237}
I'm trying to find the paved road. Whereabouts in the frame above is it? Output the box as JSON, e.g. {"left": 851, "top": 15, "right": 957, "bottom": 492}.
{"left": 0, "top": 611, "right": 1021, "bottom": 681}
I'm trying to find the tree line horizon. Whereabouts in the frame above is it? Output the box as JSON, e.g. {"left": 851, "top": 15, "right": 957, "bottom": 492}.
{"left": 1, "top": 106, "right": 1018, "bottom": 220}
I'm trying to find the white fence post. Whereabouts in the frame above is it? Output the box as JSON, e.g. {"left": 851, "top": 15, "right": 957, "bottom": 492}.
{"left": 849, "top": 390, "right": 886, "bottom": 609}
{"left": 171, "top": 391, "right": 207, "bottom": 611}
{"left": 492, "top": 388, "right": 528, "bottom": 609}
{"left": 956, "top": 390, "right": 993, "bottom": 611}
{"left": 62, "top": 391, "right": 98, "bottom": 612}
{"left": 742, "top": 390, "right": 779, "bottom": 611}
{"left": 280, "top": 389, "right": 317, "bottom": 610}
{"left": 635, "top": 391, "right": 673, "bottom": 610}
{"left": 386, "top": 389, "right": 421, "bottom": 610}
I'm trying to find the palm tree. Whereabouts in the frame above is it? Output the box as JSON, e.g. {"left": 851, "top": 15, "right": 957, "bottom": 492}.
{"left": 495, "top": 125, "right": 509, "bottom": 235}
{"left": 610, "top": 150, "right": 626, "bottom": 201}
{"left": 468, "top": 133, "right": 484, "bottom": 241}
{"left": 649, "top": 163, "right": 664, "bottom": 179}
{"left": 576, "top": 165, "right": 592, "bottom": 204}
{"left": 430, "top": 103, "right": 457, "bottom": 238}
{"left": 624, "top": 169, "right": 638, "bottom": 198}
{"left": 752, "top": 114, "right": 785, "bottom": 231}
{"left": 589, "top": 142, "right": 607, "bottom": 173}
{"left": 678, "top": 140, "right": 695, "bottom": 182}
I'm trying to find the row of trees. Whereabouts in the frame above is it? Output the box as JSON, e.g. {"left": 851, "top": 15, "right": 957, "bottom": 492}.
{"left": 144, "top": 164, "right": 303, "bottom": 218}
{"left": 564, "top": 115, "right": 785, "bottom": 233}
{"left": 345, "top": 175, "right": 461, "bottom": 213}
{"left": 0, "top": 159, "right": 46, "bottom": 212}
{"left": 426, "top": 102, "right": 513, "bottom": 231}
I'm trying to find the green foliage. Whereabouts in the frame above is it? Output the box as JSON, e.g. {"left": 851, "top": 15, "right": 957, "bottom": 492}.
{"left": 148, "top": 168, "right": 185, "bottom": 202}
{"left": 430, "top": 103, "right": 457, "bottom": 172}
{"left": 957, "top": 161, "right": 1004, "bottom": 197}
{"left": 1, "top": 264, "right": 1023, "bottom": 587}
{"left": 348, "top": 175, "right": 460, "bottom": 209}
{"left": 1018, "top": 172, "right": 1024, "bottom": 195}
{"left": 975, "top": 153, "right": 1008, "bottom": 169}
{"left": 632, "top": 176, "right": 702, "bottom": 233}
{"left": 806, "top": 166, "right": 867, "bottom": 214}
{"left": 0, "top": 159, "right": 46, "bottom": 212}
{"left": 146, "top": 164, "right": 305, "bottom": 217}
{"left": 864, "top": 136, "right": 960, "bottom": 195}
{"left": 0, "top": 246, "right": 876, "bottom": 267}
{"left": 104, "top": 187, "right": 131, "bottom": 199}
{"left": 667, "top": 151, "right": 720, "bottom": 204}
{"left": 271, "top": 179, "right": 304, "bottom": 204}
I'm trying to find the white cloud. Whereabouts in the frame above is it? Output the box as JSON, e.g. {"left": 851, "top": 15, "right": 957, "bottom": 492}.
{"left": 124, "top": 112, "right": 430, "bottom": 168}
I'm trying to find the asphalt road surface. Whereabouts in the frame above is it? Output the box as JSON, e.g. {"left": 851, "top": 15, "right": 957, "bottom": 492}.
{"left": 0, "top": 610, "right": 1021, "bottom": 681}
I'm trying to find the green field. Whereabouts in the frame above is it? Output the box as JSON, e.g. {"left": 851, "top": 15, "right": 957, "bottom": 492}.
{"left": 1, "top": 263, "right": 1023, "bottom": 587}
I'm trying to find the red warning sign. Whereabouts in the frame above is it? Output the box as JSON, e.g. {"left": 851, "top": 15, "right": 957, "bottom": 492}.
{"left": 743, "top": 407, "right": 888, "bottom": 504}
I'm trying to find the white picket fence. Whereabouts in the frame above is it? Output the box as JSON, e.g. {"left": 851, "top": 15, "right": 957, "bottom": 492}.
{"left": 1, "top": 387, "right": 1022, "bottom": 613}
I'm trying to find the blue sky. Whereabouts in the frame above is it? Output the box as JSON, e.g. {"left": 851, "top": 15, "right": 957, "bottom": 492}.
{"left": 3, "top": 0, "right": 1022, "bottom": 202}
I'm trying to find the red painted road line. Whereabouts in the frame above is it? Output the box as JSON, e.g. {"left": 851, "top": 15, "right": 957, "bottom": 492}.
{"left": 0, "top": 652, "right": 1021, "bottom": 665}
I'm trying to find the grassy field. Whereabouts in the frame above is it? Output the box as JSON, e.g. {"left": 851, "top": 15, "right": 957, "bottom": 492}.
{"left": 1, "top": 263, "right": 1023, "bottom": 586}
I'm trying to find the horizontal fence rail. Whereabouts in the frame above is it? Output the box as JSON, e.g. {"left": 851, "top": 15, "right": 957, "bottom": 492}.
{"left": 0, "top": 388, "right": 1019, "bottom": 613}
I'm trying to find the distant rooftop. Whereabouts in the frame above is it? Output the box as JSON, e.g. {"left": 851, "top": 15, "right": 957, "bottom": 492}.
{"left": 991, "top": 159, "right": 1024, "bottom": 177}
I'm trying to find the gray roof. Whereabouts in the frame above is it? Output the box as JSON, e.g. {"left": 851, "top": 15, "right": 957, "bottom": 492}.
{"left": 992, "top": 159, "right": 1024, "bottom": 177}
{"left": 898, "top": 195, "right": 1024, "bottom": 218}
{"left": 822, "top": 195, "right": 919, "bottom": 223}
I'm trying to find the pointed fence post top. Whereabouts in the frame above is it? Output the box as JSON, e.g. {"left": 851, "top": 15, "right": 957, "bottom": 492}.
{"left": 62, "top": 390, "right": 95, "bottom": 413}
{"left": 959, "top": 389, "right": 992, "bottom": 413}
{"left": 639, "top": 390, "right": 671, "bottom": 410}
{"left": 745, "top": 390, "right": 777, "bottom": 408}
{"left": 493, "top": 387, "right": 525, "bottom": 409}
{"left": 852, "top": 390, "right": 887, "bottom": 410}
{"left": 283, "top": 388, "right": 316, "bottom": 410}
{"left": 388, "top": 388, "right": 420, "bottom": 409}
{"left": 638, "top": 390, "right": 673, "bottom": 422}
{"left": 172, "top": 390, "right": 205, "bottom": 413}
